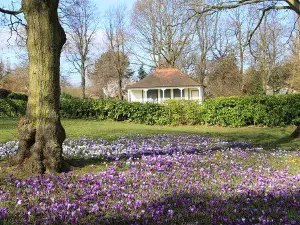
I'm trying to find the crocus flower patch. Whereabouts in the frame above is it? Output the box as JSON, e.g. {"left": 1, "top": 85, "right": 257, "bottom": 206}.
{"left": 0, "top": 135, "right": 299, "bottom": 224}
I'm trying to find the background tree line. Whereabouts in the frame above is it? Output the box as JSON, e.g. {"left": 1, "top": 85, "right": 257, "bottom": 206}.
{"left": 1, "top": 0, "right": 299, "bottom": 100}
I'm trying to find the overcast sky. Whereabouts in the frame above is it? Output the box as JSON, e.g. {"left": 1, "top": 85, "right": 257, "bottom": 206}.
{"left": 0, "top": 0, "right": 135, "bottom": 85}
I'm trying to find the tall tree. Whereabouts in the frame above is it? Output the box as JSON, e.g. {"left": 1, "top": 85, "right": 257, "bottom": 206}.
{"left": 0, "top": 63, "right": 29, "bottom": 93}
{"left": 228, "top": 5, "right": 254, "bottom": 89}
{"left": 89, "top": 51, "right": 132, "bottom": 98}
{"left": 60, "top": 0, "right": 98, "bottom": 99}
{"left": 132, "top": 0, "right": 196, "bottom": 68}
{"left": 0, "top": 0, "right": 67, "bottom": 174}
{"left": 104, "top": 5, "right": 129, "bottom": 100}
{"left": 288, "top": 17, "right": 300, "bottom": 93}
{"left": 243, "top": 66, "right": 265, "bottom": 95}
{"left": 250, "top": 13, "right": 285, "bottom": 93}
{"left": 193, "top": 0, "right": 219, "bottom": 84}
{"left": 188, "top": 0, "right": 300, "bottom": 138}
{"left": 0, "top": 59, "right": 4, "bottom": 80}
{"left": 207, "top": 54, "right": 242, "bottom": 97}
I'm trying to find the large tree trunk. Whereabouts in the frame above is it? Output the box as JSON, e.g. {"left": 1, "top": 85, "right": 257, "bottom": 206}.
{"left": 291, "top": 125, "right": 300, "bottom": 138}
{"left": 10, "top": 0, "right": 66, "bottom": 174}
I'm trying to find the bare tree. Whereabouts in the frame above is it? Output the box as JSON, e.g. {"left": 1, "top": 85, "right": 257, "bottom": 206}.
{"left": 187, "top": 0, "right": 300, "bottom": 137}
{"left": 0, "top": 59, "right": 5, "bottom": 81}
{"left": 207, "top": 54, "right": 242, "bottom": 97}
{"left": 60, "top": 0, "right": 98, "bottom": 99}
{"left": 288, "top": 17, "right": 300, "bottom": 93}
{"left": 250, "top": 12, "right": 286, "bottom": 93}
{"left": 187, "top": 1, "right": 298, "bottom": 16}
{"left": 212, "top": 18, "right": 233, "bottom": 59}
{"left": 228, "top": 6, "right": 254, "bottom": 89}
{"left": 104, "top": 5, "right": 130, "bottom": 100}
{"left": 0, "top": 63, "right": 29, "bottom": 93}
{"left": 132, "top": 0, "right": 196, "bottom": 68}
{"left": 0, "top": 0, "right": 67, "bottom": 174}
{"left": 268, "top": 63, "right": 291, "bottom": 93}
{"left": 89, "top": 51, "right": 132, "bottom": 99}
{"left": 243, "top": 66, "right": 265, "bottom": 95}
{"left": 193, "top": 0, "right": 219, "bottom": 84}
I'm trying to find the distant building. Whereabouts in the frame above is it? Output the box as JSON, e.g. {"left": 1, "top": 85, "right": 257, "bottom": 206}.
{"left": 127, "top": 68, "right": 204, "bottom": 103}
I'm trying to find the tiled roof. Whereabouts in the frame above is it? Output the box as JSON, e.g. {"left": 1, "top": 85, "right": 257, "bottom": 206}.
{"left": 128, "top": 68, "right": 201, "bottom": 89}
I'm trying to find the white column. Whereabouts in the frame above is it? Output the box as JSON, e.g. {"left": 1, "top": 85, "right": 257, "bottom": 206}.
{"left": 198, "top": 87, "right": 204, "bottom": 103}
{"left": 161, "top": 88, "right": 166, "bottom": 103}
{"left": 127, "top": 90, "right": 131, "bottom": 102}
{"left": 157, "top": 89, "right": 160, "bottom": 103}
{"left": 171, "top": 89, "right": 174, "bottom": 99}
{"left": 144, "top": 89, "right": 148, "bottom": 103}
{"left": 179, "top": 88, "right": 184, "bottom": 100}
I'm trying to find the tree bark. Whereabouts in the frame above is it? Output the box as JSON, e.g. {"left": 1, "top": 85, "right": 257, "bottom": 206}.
{"left": 118, "top": 74, "right": 123, "bottom": 100}
{"left": 10, "top": 0, "right": 66, "bottom": 174}
{"left": 81, "top": 64, "right": 86, "bottom": 99}
{"left": 291, "top": 125, "right": 300, "bottom": 138}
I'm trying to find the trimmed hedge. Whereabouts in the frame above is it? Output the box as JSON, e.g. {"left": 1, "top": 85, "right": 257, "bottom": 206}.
{"left": 1, "top": 94, "right": 300, "bottom": 127}
{"left": 7, "top": 92, "right": 28, "bottom": 101}
{"left": 202, "top": 95, "right": 300, "bottom": 127}
{"left": 0, "top": 99, "right": 27, "bottom": 117}
{"left": 60, "top": 99, "right": 167, "bottom": 125}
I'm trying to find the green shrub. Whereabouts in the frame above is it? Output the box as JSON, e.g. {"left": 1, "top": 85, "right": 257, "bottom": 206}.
{"left": 0, "top": 99, "right": 26, "bottom": 117}
{"left": 7, "top": 92, "right": 28, "bottom": 101}
{"left": 60, "top": 98, "right": 167, "bottom": 125}
{"left": 60, "top": 92, "right": 74, "bottom": 100}
{"left": 164, "top": 100, "right": 203, "bottom": 125}
{"left": 202, "top": 95, "right": 300, "bottom": 127}
{"left": 1, "top": 94, "right": 300, "bottom": 127}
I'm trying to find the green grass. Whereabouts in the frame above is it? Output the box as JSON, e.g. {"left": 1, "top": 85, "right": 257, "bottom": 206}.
{"left": 0, "top": 117, "right": 299, "bottom": 149}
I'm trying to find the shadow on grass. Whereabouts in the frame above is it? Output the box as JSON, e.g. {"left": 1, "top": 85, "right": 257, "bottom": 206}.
{"left": 66, "top": 158, "right": 108, "bottom": 168}
{"left": 2, "top": 189, "right": 298, "bottom": 224}
{"left": 151, "top": 129, "right": 299, "bottom": 150}
{"left": 273, "top": 135, "right": 299, "bottom": 148}
{"left": 106, "top": 191, "right": 300, "bottom": 225}
{"left": 0, "top": 117, "right": 18, "bottom": 128}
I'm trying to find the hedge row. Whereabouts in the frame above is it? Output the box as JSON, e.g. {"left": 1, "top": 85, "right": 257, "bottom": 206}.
{"left": 202, "top": 95, "right": 300, "bottom": 127}
{"left": 0, "top": 99, "right": 27, "bottom": 117}
{"left": 60, "top": 99, "right": 167, "bottom": 125}
{"left": 1, "top": 94, "right": 300, "bottom": 127}
{"left": 0, "top": 89, "right": 28, "bottom": 100}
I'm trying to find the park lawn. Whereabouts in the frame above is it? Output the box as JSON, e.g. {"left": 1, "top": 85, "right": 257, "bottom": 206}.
{"left": 0, "top": 117, "right": 299, "bottom": 149}
{"left": 0, "top": 118, "right": 299, "bottom": 223}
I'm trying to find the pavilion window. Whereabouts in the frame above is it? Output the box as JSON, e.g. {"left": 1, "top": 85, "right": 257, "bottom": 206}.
{"left": 147, "top": 89, "right": 158, "bottom": 103}
{"left": 173, "top": 89, "right": 184, "bottom": 99}
{"left": 160, "top": 89, "right": 171, "bottom": 99}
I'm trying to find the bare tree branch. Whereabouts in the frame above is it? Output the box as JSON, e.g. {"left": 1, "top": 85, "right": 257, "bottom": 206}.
{"left": 0, "top": 7, "right": 22, "bottom": 16}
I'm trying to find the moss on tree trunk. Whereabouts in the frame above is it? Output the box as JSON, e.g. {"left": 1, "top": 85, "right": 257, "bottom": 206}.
{"left": 10, "top": 0, "right": 66, "bottom": 174}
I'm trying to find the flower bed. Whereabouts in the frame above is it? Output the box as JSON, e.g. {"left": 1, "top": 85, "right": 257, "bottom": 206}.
{"left": 0, "top": 135, "right": 254, "bottom": 160}
{"left": 0, "top": 135, "right": 299, "bottom": 224}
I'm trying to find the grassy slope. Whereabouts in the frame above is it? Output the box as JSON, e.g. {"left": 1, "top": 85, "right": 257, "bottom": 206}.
{"left": 0, "top": 117, "right": 299, "bottom": 149}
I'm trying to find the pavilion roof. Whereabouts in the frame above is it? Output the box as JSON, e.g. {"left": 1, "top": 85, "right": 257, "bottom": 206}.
{"left": 128, "top": 68, "right": 201, "bottom": 89}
